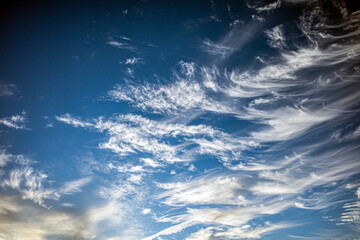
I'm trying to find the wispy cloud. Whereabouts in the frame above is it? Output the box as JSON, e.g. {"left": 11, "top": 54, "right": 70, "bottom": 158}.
{"left": 0, "top": 83, "right": 17, "bottom": 96}
{"left": 108, "top": 79, "right": 232, "bottom": 115}
{"left": 0, "top": 195, "right": 84, "bottom": 240}
{"left": 144, "top": 200, "right": 294, "bottom": 240}
{"left": 55, "top": 113, "right": 92, "bottom": 128}
{"left": 120, "top": 57, "right": 143, "bottom": 65}
{"left": 56, "top": 113, "right": 254, "bottom": 164}
{"left": 265, "top": 25, "right": 286, "bottom": 49}
{"left": 201, "top": 22, "right": 261, "bottom": 59}
{"left": 255, "top": 0, "right": 281, "bottom": 12}
{"left": 157, "top": 175, "right": 246, "bottom": 206}
{"left": 107, "top": 39, "right": 136, "bottom": 52}
{"left": 0, "top": 111, "right": 28, "bottom": 130}
{"left": 0, "top": 194, "right": 144, "bottom": 240}
{"left": 0, "top": 150, "right": 93, "bottom": 207}
{"left": 53, "top": 1, "right": 360, "bottom": 239}
{"left": 58, "top": 177, "right": 92, "bottom": 195}
{"left": 1, "top": 163, "right": 55, "bottom": 207}
{"left": 247, "top": 106, "right": 336, "bottom": 142}
{"left": 202, "top": 38, "right": 233, "bottom": 57}
{"left": 142, "top": 141, "right": 360, "bottom": 238}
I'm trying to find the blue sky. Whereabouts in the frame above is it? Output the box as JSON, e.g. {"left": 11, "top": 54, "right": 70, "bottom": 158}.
{"left": 1, "top": 0, "right": 360, "bottom": 239}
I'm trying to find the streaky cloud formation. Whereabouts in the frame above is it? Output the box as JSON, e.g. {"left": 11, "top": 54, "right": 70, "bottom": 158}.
{"left": 0, "top": 150, "right": 92, "bottom": 208}
{"left": 56, "top": 113, "right": 256, "bottom": 163}
{"left": 1, "top": 0, "right": 360, "bottom": 239}
{"left": 0, "top": 112, "right": 28, "bottom": 130}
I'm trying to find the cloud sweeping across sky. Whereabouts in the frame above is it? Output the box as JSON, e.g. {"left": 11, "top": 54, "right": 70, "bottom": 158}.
{"left": 0, "top": 0, "right": 360, "bottom": 239}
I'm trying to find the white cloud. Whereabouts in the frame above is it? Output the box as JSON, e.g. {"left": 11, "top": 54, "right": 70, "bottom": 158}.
{"left": 142, "top": 208, "right": 151, "bottom": 215}
{"left": 122, "top": 57, "right": 143, "bottom": 65}
{"left": 147, "top": 142, "right": 360, "bottom": 238}
{"left": 107, "top": 39, "right": 136, "bottom": 52}
{"left": 248, "top": 106, "right": 336, "bottom": 142}
{"left": 58, "top": 177, "right": 92, "bottom": 195}
{"left": 255, "top": 0, "right": 281, "bottom": 12}
{"left": 202, "top": 22, "right": 260, "bottom": 59}
{"left": 140, "top": 158, "right": 164, "bottom": 168}
{"left": 157, "top": 175, "right": 246, "bottom": 206}
{"left": 265, "top": 25, "right": 286, "bottom": 49}
{"left": 55, "top": 113, "right": 93, "bottom": 128}
{"left": 214, "top": 222, "right": 294, "bottom": 239}
{"left": 339, "top": 187, "right": 360, "bottom": 224}
{"left": 0, "top": 150, "right": 94, "bottom": 208}
{"left": 1, "top": 166, "right": 54, "bottom": 207}
{"left": 142, "top": 221, "right": 195, "bottom": 240}
{"left": 128, "top": 174, "right": 143, "bottom": 184}
{"left": 185, "top": 227, "right": 214, "bottom": 240}
{"left": 201, "top": 66, "right": 220, "bottom": 91}
{"left": 108, "top": 79, "right": 231, "bottom": 115}
{"left": 0, "top": 150, "right": 12, "bottom": 167}
{"left": 56, "top": 4, "right": 360, "bottom": 239}
{"left": 179, "top": 61, "right": 196, "bottom": 77}
{"left": 202, "top": 39, "right": 233, "bottom": 57}
{"left": 56, "top": 113, "right": 253, "bottom": 164}
{"left": 108, "top": 163, "right": 149, "bottom": 173}
{"left": 0, "top": 112, "right": 28, "bottom": 130}
{"left": 145, "top": 201, "right": 293, "bottom": 240}
{"left": 99, "top": 182, "right": 137, "bottom": 200}
{"left": 340, "top": 200, "right": 360, "bottom": 224}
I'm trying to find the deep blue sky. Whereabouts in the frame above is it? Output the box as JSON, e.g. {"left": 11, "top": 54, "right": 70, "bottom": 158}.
{"left": 1, "top": 0, "right": 360, "bottom": 239}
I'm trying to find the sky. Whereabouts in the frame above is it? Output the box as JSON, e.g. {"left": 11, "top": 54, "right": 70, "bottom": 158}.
{"left": 0, "top": 0, "right": 360, "bottom": 239}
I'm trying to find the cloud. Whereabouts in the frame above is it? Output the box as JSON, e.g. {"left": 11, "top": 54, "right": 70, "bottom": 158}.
{"left": 201, "top": 22, "right": 261, "bottom": 59}
{"left": 157, "top": 175, "right": 246, "bottom": 206}
{"left": 185, "top": 227, "right": 214, "bottom": 240}
{"left": 0, "top": 83, "right": 17, "bottom": 96}
{"left": 255, "top": 0, "right": 281, "bottom": 12}
{"left": 140, "top": 158, "right": 164, "bottom": 168}
{"left": 142, "top": 208, "right": 151, "bottom": 215}
{"left": 107, "top": 40, "right": 136, "bottom": 52}
{"left": 247, "top": 106, "right": 336, "bottom": 142}
{"left": 142, "top": 221, "right": 196, "bottom": 240}
{"left": 0, "top": 150, "right": 16, "bottom": 167}
{"left": 0, "top": 165, "right": 54, "bottom": 207}
{"left": 121, "top": 57, "right": 143, "bottom": 65}
{"left": 202, "top": 39, "right": 233, "bottom": 57}
{"left": 339, "top": 187, "right": 360, "bottom": 224}
{"left": 265, "top": 25, "right": 286, "bottom": 49}
{"left": 145, "top": 141, "right": 360, "bottom": 238}
{"left": 58, "top": 177, "right": 92, "bottom": 195}
{"left": 108, "top": 78, "right": 232, "bottom": 115}
{"left": 55, "top": 113, "right": 93, "bottom": 128}
{"left": 108, "top": 163, "right": 149, "bottom": 173}
{"left": 214, "top": 222, "right": 295, "bottom": 239}
{"left": 179, "top": 61, "right": 196, "bottom": 77}
{"left": 0, "top": 150, "right": 144, "bottom": 239}
{"left": 0, "top": 112, "right": 28, "bottom": 130}
{"left": 56, "top": 113, "right": 254, "bottom": 164}
{"left": 0, "top": 195, "right": 141, "bottom": 240}
{"left": 0, "top": 195, "right": 85, "bottom": 240}
{"left": 340, "top": 200, "right": 360, "bottom": 224}
{"left": 0, "top": 150, "right": 93, "bottom": 207}
{"left": 56, "top": 2, "right": 360, "bottom": 239}
{"left": 99, "top": 182, "right": 138, "bottom": 200}
{"left": 145, "top": 201, "right": 294, "bottom": 239}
